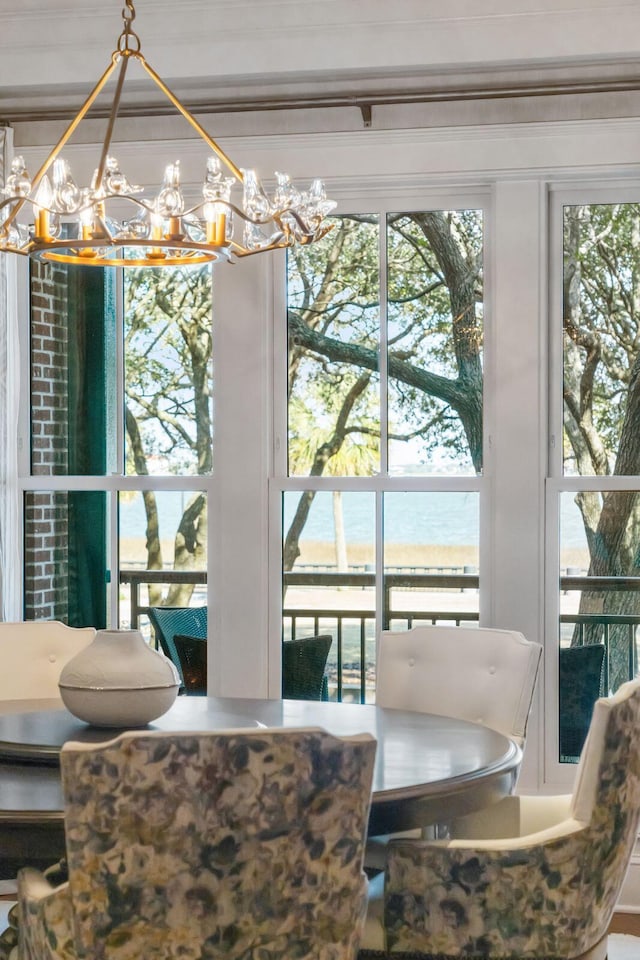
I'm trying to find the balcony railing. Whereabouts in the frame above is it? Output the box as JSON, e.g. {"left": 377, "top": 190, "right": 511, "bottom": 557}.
{"left": 120, "top": 569, "right": 207, "bottom": 631}
{"left": 560, "top": 575, "right": 640, "bottom": 694}
{"left": 120, "top": 568, "right": 640, "bottom": 703}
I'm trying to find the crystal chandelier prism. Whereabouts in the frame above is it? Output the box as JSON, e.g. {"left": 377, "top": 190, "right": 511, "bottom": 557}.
{"left": 0, "top": 1, "right": 336, "bottom": 267}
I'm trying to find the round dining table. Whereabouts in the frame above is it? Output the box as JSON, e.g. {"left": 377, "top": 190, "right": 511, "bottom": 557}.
{"left": 0, "top": 696, "right": 521, "bottom": 879}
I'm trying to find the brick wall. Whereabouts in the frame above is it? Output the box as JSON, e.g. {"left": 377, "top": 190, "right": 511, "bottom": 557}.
{"left": 24, "top": 261, "right": 69, "bottom": 620}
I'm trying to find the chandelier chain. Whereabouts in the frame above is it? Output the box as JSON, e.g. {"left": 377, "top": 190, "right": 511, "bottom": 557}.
{"left": 122, "top": 1, "right": 136, "bottom": 24}
{"left": 119, "top": 1, "right": 141, "bottom": 53}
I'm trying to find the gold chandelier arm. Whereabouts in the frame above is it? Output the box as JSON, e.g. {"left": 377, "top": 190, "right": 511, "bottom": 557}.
{"left": 2, "top": 54, "right": 121, "bottom": 232}
{"left": 95, "top": 53, "right": 130, "bottom": 193}
{"left": 137, "top": 54, "right": 244, "bottom": 183}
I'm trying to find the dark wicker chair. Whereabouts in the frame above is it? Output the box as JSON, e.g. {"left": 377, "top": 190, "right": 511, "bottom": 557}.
{"left": 559, "top": 642, "right": 605, "bottom": 760}
{"left": 147, "top": 606, "right": 207, "bottom": 690}
{"left": 282, "top": 634, "right": 332, "bottom": 701}
{"left": 173, "top": 634, "right": 207, "bottom": 695}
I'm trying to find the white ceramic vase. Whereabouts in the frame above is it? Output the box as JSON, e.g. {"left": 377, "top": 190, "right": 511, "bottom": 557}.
{"left": 58, "top": 628, "right": 180, "bottom": 727}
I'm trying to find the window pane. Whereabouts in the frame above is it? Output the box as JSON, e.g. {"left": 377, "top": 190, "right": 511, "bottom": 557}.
{"left": 24, "top": 490, "right": 108, "bottom": 627}
{"left": 287, "top": 217, "right": 380, "bottom": 478}
{"left": 563, "top": 203, "right": 640, "bottom": 477}
{"left": 559, "top": 490, "right": 639, "bottom": 760}
{"left": 31, "top": 262, "right": 116, "bottom": 476}
{"left": 383, "top": 492, "right": 479, "bottom": 628}
{"left": 124, "top": 266, "right": 213, "bottom": 477}
{"left": 387, "top": 210, "right": 483, "bottom": 476}
{"left": 282, "top": 491, "right": 375, "bottom": 702}
{"left": 119, "top": 490, "right": 207, "bottom": 630}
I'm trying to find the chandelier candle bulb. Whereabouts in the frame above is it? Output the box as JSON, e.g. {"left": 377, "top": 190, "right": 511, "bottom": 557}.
{"left": 166, "top": 217, "right": 183, "bottom": 240}
{"left": 33, "top": 177, "right": 53, "bottom": 241}
{"left": 148, "top": 213, "right": 166, "bottom": 259}
{"left": 77, "top": 206, "right": 98, "bottom": 257}
{"left": 215, "top": 212, "right": 227, "bottom": 246}
{"left": 34, "top": 208, "right": 49, "bottom": 242}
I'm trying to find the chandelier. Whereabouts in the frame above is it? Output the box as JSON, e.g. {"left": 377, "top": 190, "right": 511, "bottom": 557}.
{"left": 0, "top": 1, "right": 335, "bottom": 268}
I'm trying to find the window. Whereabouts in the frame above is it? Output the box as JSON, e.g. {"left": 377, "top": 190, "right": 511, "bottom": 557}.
{"left": 551, "top": 195, "right": 640, "bottom": 767}
{"left": 279, "top": 205, "right": 485, "bottom": 702}
{"left": 23, "top": 261, "right": 212, "bottom": 633}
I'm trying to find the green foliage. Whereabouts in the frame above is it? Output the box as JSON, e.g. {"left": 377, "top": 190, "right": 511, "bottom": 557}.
{"left": 287, "top": 210, "right": 484, "bottom": 476}
{"left": 563, "top": 202, "right": 640, "bottom": 675}
{"left": 563, "top": 202, "right": 640, "bottom": 475}
{"left": 124, "top": 265, "right": 213, "bottom": 477}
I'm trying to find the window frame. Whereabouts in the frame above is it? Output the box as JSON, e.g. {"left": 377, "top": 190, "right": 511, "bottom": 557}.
{"left": 269, "top": 188, "right": 492, "bottom": 701}
{"left": 545, "top": 181, "right": 640, "bottom": 789}
{"left": 18, "top": 261, "right": 214, "bottom": 633}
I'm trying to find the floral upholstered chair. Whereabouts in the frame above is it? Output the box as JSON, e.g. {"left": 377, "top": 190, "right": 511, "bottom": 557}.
{"left": 17, "top": 726, "right": 376, "bottom": 960}
{"left": 360, "top": 677, "right": 640, "bottom": 960}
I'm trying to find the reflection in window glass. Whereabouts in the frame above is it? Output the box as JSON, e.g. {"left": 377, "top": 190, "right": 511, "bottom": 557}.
{"left": 383, "top": 492, "right": 479, "bottom": 629}
{"left": 118, "top": 490, "right": 207, "bottom": 630}
{"left": 387, "top": 210, "right": 483, "bottom": 477}
{"left": 124, "top": 266, "right": 213, "bottom": 477}
{"left": 282, "top": 491, "right": 375, "bottom": 702}
{"left": 287, "top": 217, "right": 380, "bottom": 478}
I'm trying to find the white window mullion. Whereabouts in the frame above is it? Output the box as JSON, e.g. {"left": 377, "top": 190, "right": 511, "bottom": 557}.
{"left": 110, "top": 267, "right": 125, "bottom": 629}
{"left": 108, "top": 489, "right": 119, "bottom": 629}
{"left": 491, "top": 180, "right": 549, "bottom": 792}
{"left": 376, "top": 208, "right": 389, "bottom": 644}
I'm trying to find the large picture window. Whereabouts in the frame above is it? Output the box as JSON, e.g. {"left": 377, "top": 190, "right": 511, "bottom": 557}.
{"left": 281, "top": 206, "right": 484, "bottom": 702}
{"left": 553, "top": 198, "right": 640, "bottom": 764}
{"left": 24, "top": 261, "right": 212, "bottom": 634}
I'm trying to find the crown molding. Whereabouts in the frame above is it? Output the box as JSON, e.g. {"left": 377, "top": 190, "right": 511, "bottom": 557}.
{"left": 2, "top": 1, "right": 640, "bottom": 105}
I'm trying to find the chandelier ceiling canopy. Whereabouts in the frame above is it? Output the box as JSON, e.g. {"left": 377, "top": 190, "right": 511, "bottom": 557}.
{"left": 0, "top": 1, "right": 335, "bottom": 268}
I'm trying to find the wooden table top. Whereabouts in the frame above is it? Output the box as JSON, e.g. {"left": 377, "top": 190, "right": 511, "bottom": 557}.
{"left": 0, "top": 696, "right": 521, "bottom": 841}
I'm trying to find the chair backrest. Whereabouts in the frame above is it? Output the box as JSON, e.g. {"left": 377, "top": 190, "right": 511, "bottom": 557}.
{"left": 559, "top": 643, "right": 605, "bottom": 759}
{"left": 569, "top": 679, "right": 640, "bottom": 939}
{"left": 60, "top": 727, "right": 376, "bottom": 960}
{"left": 147, "top": 606, "right": 207, "bottom": 683}
{"left": 283, "top": 634, "right": 332, "bottom": 700}
{"left": 173, "top": 634, "right": 207, "bottom": 694}
{"left": 0, "top": 620, "right": 96, "bottom": 700}
{"left": 376, "top": 625, "right": 542, "bottom": 745}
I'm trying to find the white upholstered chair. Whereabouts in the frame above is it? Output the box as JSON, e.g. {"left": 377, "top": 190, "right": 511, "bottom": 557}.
{"left": 361, "top": 678, "right": 640, "bottom": 960}
{"left": 375, "top": 625, "right": 542, "bottom": 747}
{"left": 0, "top": 621, "right": 95, "bottom": 896}
{"left": 0, "top": 621, "right": 95, "bottom": 701}
{"left": 366, "top": 625, "right": 542, "bottom": 871}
